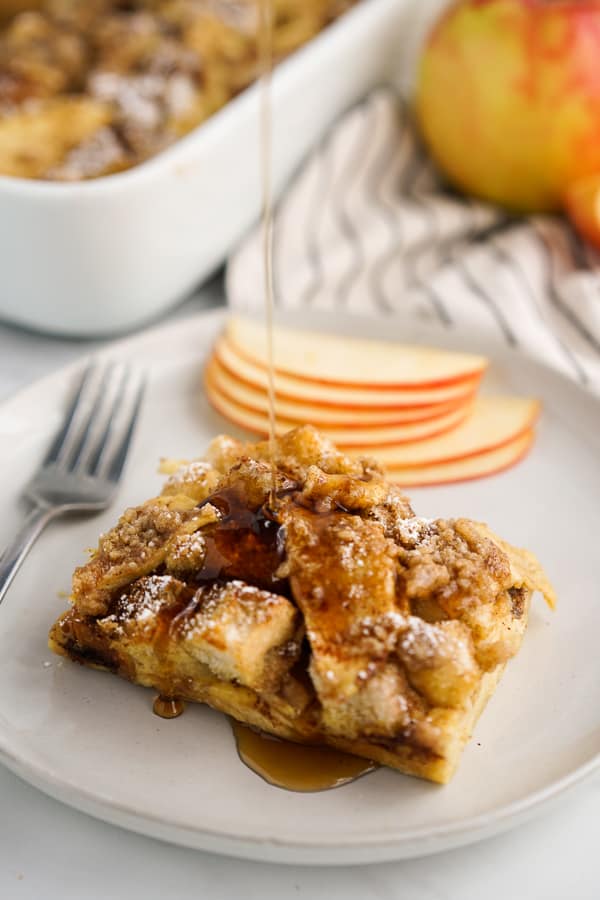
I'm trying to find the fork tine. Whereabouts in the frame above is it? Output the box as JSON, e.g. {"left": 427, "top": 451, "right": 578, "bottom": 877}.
{"left": 43, "top": 362, "right": 96, "bottom": 465}
{"left": 65, "top": 363, "right": 116, "bottom": 472}
{"left": 98, "top": 372, "right": 146, "bottom": 484}
{"left": 85, "top": 365, "right": 130, "bottom": 476}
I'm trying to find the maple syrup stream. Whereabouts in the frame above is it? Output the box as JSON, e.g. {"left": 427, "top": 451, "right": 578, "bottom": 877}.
{"left": 258, "top": 0, "right": 278, "bottom": 507}
{"left": 155, "top": 0, "right": 377, "bottom": 792}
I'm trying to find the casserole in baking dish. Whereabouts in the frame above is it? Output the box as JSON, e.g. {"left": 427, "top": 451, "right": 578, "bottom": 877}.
{"left": 0, "top": 0, "right": 408, "bottom": 335}
{"left": 0, "top": 1, "right": 359, "bottom": 180}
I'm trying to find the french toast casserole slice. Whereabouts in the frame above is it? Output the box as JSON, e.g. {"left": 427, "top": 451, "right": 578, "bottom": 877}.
{"left": 49, "top": 426, "right": 554, "bottom": 784}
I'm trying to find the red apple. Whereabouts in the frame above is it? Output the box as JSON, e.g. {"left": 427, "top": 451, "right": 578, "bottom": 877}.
{"left": 416, "top": 0, "right": 600, "bottom": 212}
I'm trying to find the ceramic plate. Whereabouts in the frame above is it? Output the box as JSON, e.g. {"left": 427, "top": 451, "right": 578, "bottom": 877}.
{"left": 0, "top": 308, "right": 599, "bottom": 865}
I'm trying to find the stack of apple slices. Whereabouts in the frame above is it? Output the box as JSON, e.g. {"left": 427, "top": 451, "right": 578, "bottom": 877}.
{"left": 204, "top": 317, "right": 539, "bottom": 487}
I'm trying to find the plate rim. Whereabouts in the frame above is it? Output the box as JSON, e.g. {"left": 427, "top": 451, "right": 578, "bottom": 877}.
{"left": 1, "top": 727, "right": 599, "bottom": 863}
{"left": 1, "top": 305, "right": 599, "bottom": 864}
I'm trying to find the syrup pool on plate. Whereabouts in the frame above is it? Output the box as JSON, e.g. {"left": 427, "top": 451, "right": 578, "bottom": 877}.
{"left": 232, "top": 721, "right": 378, "bottom": 792}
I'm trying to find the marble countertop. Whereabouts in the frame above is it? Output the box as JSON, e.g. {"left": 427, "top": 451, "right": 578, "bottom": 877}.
{"left": 0, "top": 281, "right": 598, "bottom": 899}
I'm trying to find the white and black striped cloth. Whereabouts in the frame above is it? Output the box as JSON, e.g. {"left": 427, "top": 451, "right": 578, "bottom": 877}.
{"left": 226, "top": 88, "right": 600, "bottom": 392}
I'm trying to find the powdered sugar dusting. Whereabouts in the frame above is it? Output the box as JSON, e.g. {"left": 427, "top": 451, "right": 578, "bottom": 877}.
{"left": 178, "top": 580, "right": 287, "bottom": 641}
{"left": 396, "top": 516, "right": 435, "bottom": 546}
{"left": 90, "top": 71, "right": 175, "bottom": 130}
{"left": 102, "top": 575, "right": 180, "bottom": 633}
{"left": 165, "top": 460, "right": 213, "bottom": 488}
{"left": 48, "top": 127, "right": 126, "bottom": 181}
{"left": 165, "top": 531, "right": 206, "bottom": 574}
{"left": 399, "top": 616, "right": 471, "bottom": 668}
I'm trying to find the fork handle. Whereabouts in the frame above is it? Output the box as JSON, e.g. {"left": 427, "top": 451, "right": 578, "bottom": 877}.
{"left": 0, "top": 506, "right": 57, "bottom": 607}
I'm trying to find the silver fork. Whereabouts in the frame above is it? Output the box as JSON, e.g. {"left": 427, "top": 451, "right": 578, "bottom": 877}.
{"left": 0, "top": 361, "right": 145, "bottom": 607}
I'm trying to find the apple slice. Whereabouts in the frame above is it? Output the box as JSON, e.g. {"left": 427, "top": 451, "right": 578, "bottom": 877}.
{"left": 206, "top": 355, "right": 473, "bottom": 427}
{"left": 216, "top": 337, "right": 482, "bottom": 408}
{"left": 565, "top": 174, "right": 600, "bottom": 249}
{"left": 353, "top": 396, "right": 539, "bottom": 467}
{"left": 388, "top": 430, "right": 534, "bottom": 487}
{"left": 226, "top": 316, "right": 488, "bottom": 388}
{"left": 205, "top": 368, "right": 473, "bottom": 447}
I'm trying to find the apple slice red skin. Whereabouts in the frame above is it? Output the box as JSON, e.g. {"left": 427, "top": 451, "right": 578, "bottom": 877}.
{"left": 205, "top": 364, "right": 539, "bottom": 464}
{"left": 205, "top": 355, "right": 476, "bottom": 429}
{"left": 389, "top": 430, "right": 535, "bottom": 488}
{"left": 204, "top": 368, "right": 474, "bottom": 449}
{"left": 347, "top": 398, "right": 539, "bottom": 468}
{"left": 216, "top": 338, "right": 483, "bottom": 410}
{"left": 226, "top": 320, "right": 488, "bottom": 390}
{"left": 205, "top": 373, "right": 536, "bottom": 487}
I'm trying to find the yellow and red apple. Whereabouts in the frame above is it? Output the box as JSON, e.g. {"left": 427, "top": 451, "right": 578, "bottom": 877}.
{"left": 565, "top": 173, "right": 600, "bottom": 248}
{"left": 416, "top": 0, "right": 600, "bottom": 214}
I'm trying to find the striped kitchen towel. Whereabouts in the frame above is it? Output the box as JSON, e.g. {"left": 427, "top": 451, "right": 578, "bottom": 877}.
{"left": 226, "top": 88, "right": 600, "bottom": 392}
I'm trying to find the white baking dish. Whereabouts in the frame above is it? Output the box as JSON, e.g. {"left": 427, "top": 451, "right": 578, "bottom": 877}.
{"left": 0, "top": 0, "right": 413, "bottom": 337}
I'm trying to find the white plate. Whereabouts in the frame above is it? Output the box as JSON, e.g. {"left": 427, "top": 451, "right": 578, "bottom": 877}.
{"left": 0, "top": 308, "right": 599, "bottom": 865}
